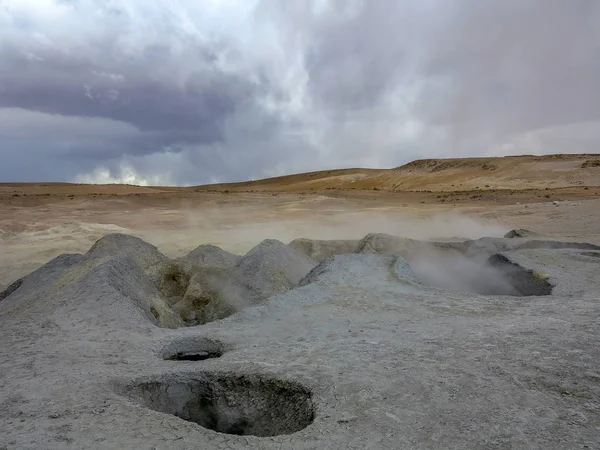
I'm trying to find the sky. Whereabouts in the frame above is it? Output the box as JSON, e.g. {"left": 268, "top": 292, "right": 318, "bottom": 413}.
{"left": 1, "top": 0, "right": 599, "bottom": 185}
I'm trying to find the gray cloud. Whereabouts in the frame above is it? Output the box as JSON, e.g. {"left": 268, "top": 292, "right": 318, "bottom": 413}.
{"left": 0, "top": 37, "right": 264, "bottom": 152}
{"left": 417, "top": 1, "right": 600, "bottom": 137}
{"left": 0, "top": 0, "right": 598, "bottom": 184}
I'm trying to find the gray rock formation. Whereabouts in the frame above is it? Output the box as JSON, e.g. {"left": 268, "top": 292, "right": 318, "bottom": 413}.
{"left": 178, "top": 244, "right": 241, "bottom": 271}
{"left": 226, "top": 239, "right": 317, "bottom": 305}
{"left": 1, "top": 233, "right": 600, "bottom": 449}
{"left": 355, "top": 232, "right": 466, "bottom": 258}
{"left": 288, "top": 238, "right": 359, "bottom": 261}
{"left": 86, "top": 233, "right": 169, "bottom": 283}
{"left": 0, "top": 253, "right": 83, "bottom": 303}
{"left": 504, "top": 228, "right": 539, "bottom": 238}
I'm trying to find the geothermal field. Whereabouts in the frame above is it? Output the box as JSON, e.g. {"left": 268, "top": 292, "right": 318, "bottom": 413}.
{"left": 1, "top": 154, "right": 600, "bottom": 449}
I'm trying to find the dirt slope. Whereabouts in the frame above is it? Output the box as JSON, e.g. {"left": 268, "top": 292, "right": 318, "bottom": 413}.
{"left": 0, "top": 183, "right": 169, "bottom": 196}
{"left": 196, "top": 154, "right": 600, "bottom": 192}
{"left": 1, "top": 154, "right": 599, "bottom": 198}
{"left": 198, "top": 168, "right": 384, "bottom": 192}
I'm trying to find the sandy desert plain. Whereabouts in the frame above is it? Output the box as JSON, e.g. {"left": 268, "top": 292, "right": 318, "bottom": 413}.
{"left": 2, "top": 154, "right": 600, "bottom": 290}
{"left": 1, "top": 153, "right": 600, "bottom": 449}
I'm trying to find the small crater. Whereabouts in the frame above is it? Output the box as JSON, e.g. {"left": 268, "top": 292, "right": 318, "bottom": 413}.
{"left": 581, "top": 251, "right": 600, "bottom": 259}
{"left": 167, "top": 350, "right": 223, "bottom": 361}
{"left": 127, "top": 373, "right": 315, "bottom": 437}
{"left": 161, "top": 337, "right": 227, "bottom": 361}
{"left": 486, "top": 254, "right": 553, "bottom": 296}
{"left": 408, "top": 252, "right": 553, "bottom": 296}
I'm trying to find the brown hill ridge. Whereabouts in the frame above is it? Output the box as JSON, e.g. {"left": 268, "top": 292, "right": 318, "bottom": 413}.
{"left": 198, "top": 153, "right": 600, "bottom": 192}
{"left": 1, "top": 154, "right": 598, "bottom": 197}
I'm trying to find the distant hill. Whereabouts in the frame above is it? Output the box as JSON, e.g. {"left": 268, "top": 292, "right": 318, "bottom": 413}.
{"left": 2, "top": 154, "right": 599, "bottom": 197}
{"left": 195, "top": 154, "right": 600, "bottom": 192}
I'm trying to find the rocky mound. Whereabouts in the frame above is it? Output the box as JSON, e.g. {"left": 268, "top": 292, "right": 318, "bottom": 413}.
{"left": 168, "top": 239, "right": 317, "bottom": 326}
{"left": 288, "top": 238, "right": 359, "bottom": 262}
{"left": 177, "top": 244, "right": 241, "bottom": 271}
{"left": 0, "top": 234, "right": 318, "bottom": 329}
{"left": 0, "top": 253, "right": 84, "bottom": 306}
{"left": 85, "top": 233, "right": 170, "bottom": 284}
{"left": 227, "top": 239, "right": 317, "bottom": 305}
{"left": 504, "top": 228, "right": 539, "bottom": 238}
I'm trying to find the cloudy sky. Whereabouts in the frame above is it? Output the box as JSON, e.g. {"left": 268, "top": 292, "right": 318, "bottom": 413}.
{"left": 1, "top": 0, "right": 599, "bottom": 185}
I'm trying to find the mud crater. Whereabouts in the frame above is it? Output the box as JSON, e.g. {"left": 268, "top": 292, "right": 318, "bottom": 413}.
{"left": 409, "top": 252, "right": 553, "bottom": 297}
{"left": 128, "top": 373, "right": 315, "bottom": 437}
{"left": 484, "top": 254, "right": 553, "bottom": 296}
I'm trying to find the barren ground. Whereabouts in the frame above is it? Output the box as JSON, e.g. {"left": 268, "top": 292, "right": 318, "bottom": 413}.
{"left": 1, "top": 154, "right": 599, "bottom": 291}
{"left": 2, "top": 154, "right": 600, "bottom": 449}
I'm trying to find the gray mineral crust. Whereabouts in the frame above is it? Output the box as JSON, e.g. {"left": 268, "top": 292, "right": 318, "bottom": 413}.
{"left": 1, "top": 232, "right": 599, "bottom": 449}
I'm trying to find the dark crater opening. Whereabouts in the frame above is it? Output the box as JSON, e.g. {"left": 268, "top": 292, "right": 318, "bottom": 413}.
{"left": 581, "top": 251, "right": 600, "bottom": 259}
{"left": 128, "top": 373, "right": 315, "bottom": 437}
{"left": 161, "top": 337, "right": 227, "bottom": 362}
{"left": 167, "top": 350, "right": 223, "bottom": 361}
{"left": 485, "top": 254, "right": 553, "bottom": 296}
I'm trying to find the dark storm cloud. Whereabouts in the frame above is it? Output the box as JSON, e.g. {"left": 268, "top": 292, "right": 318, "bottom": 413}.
{"left": 1, "top": 0, "right": 599, "bottom": 184}
{"left": 258, "top": 0, "right": 600, "bottom": 158}
{"left": 0, "top": 39, "right": 265, "bottom": 153}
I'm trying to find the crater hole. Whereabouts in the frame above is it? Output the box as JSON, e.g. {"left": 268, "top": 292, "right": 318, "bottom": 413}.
{"left": 161, "top": 338, "right": 226, "bottom": 362}
{"left": 128, "top": 374, "right": 315, "bottom": 437}
{"left": 408, "top": 251, "right": 553, "bottom": 296}
{"left": 581, "top": 251, "right": 600, "bottom": 259}
{"left": 168, "top": 350, "right": 223, "bottom": 361}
